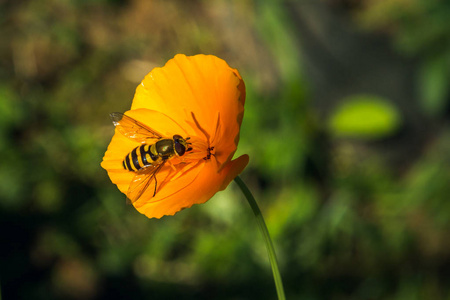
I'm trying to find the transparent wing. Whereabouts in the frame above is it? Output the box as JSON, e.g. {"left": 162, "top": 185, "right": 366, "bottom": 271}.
{"left": 110, "top": 112, "right": 164, "bottom": 143}
{"left": 126, "top": 162, "right": 166, "bottom": 204}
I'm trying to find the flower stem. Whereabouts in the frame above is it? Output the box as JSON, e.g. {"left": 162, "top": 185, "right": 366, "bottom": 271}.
{"left": 234, "top": 176, "right": 286, "bottom": 300}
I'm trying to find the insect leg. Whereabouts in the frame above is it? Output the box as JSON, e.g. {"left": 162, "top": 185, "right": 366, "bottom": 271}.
{"left": 153, "top": 175, "right": 157, "bottom": 197}
{"left": 151, "top": 163, "right": 165, "bottom": 197}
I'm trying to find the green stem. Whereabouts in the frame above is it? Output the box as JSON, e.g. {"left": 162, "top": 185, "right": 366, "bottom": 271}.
{"left": 234, "top": 176, "right": 286, "bottom": 300}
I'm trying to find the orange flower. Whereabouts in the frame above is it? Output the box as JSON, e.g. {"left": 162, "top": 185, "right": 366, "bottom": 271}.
{"left": 101, "top": 54, "right": 249, "bottom": 219}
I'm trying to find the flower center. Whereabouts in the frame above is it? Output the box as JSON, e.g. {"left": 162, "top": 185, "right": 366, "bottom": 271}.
{"left": 203, "top": 146, "right": 215, "bottom": 160}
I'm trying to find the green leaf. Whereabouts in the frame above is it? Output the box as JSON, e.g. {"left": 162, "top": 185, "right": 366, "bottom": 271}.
{"left": 419, "top": 55, "right": 450, "bottom": 116}
{"left": 328, "top": 95, "right": 402, "bottom": 139}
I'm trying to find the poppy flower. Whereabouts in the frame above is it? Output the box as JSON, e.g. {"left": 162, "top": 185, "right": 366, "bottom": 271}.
{"left": 101, "top": 54, "right": 249, "bottom": 219}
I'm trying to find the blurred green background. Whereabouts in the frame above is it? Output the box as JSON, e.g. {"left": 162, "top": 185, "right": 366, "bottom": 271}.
{"left": 1, "top": 0, "right": 450, "bottom": 299}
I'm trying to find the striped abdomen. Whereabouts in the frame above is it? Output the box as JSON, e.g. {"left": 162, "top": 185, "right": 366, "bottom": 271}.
{"left": 122, "top": 137, "right": 189, "bottom": 172}
{"left": 122, "top": 143, "right": 161, "bottom": 172}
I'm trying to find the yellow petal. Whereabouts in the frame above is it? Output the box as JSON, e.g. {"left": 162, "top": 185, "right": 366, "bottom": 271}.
{"left": 131, "top": 54, "right": 245, "bottom": 167}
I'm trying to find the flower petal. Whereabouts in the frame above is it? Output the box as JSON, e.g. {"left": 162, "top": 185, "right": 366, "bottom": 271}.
{"left": 131, "top": 54, "right": 245, "bottom": 167}
{"left": 134, "top": 154, "right": 249, "bottom": 219}
{"left": 123, "top": 108, "right": 189, "bottom": 138}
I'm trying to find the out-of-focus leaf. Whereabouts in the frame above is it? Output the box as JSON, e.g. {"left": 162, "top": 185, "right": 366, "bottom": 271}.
{"left": 328, "top": 94, "right": 402, "bottom": 139}
{"left": 0, "top": 85, "right": 24, "bottom": 128}
{"left": 419, "top": 55, "right": 450, "bottom": 116}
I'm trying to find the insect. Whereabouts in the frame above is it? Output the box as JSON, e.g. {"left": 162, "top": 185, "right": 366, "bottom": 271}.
{"left": 110, "top": 112, "right": 192, "bottom": 203}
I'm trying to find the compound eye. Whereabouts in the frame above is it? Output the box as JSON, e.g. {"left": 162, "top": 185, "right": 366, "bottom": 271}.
{"left": 174, "top": 141, "right": 186, "bottom": 156}
{"left": 173, "top": 134, "right": 182, "bottom": 141}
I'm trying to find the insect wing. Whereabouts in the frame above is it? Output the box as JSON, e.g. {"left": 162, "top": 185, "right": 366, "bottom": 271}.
{"left": 126, "top": 163, "right": 165, "bottom": 203}
{"left": 110, "top": 112, "right": 164, "bottom": 143}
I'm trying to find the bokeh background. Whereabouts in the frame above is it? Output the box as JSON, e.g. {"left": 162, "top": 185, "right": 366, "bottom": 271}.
{"left": 1, "top": 0, "right": 450, "bottom": 299}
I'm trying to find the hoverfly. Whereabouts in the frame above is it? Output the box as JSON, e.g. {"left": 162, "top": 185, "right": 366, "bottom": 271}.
{"left": 110, "top": 112, "right": 193, "bottom": 203}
